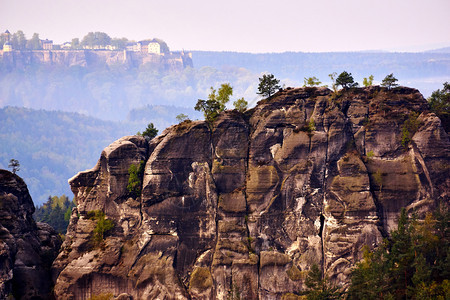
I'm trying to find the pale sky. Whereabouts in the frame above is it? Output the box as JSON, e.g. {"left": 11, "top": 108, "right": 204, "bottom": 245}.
{"left": 1, "top": 0, "right": 450, "bottom": 53}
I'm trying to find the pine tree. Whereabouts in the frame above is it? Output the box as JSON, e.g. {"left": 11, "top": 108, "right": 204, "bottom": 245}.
{"left": 257, "top": 74, "right": 281, "bottom": 97}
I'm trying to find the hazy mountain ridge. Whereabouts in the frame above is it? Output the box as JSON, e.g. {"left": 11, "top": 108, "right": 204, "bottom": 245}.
{"left": 192, "top": 51, "right": 450, "bottom": 96}
{"left": 0, "top": 107, "right": 133, "bottom": 205}
{"left": 0, "top": 105, "right": 206, "bottom": 205}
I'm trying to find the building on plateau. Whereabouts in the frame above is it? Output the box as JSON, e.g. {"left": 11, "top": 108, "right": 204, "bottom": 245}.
{"left": 148, "top": 41, "right": 161, "bottom": 54}
{"left": 42, "top": 39, "right": 53, "bottom": 50}
{"left": 2, "top": 41, "right": 12, "bottom": 52}
{"left": 1, "top": 30, "right": 11, "bottom": 42}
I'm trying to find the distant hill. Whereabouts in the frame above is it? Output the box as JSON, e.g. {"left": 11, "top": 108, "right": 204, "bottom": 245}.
{"left": 426, "top": 47, "right": 450, "bottom": 53}
{"left": 191, "top": 51, "right": 450, "bottom": 97}
{"left": 0, "top": 106, "right": 132, "bottom": 204}
{"left": 0, "top": 105, "right": 206, "bottom": 205}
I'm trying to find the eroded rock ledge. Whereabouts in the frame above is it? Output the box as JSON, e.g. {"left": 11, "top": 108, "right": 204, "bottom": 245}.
{"left": 0, "top": 170, "right": 62, "bottom": 299}
{"left": 53, "top": 86, "right": 449, "bottom": 299}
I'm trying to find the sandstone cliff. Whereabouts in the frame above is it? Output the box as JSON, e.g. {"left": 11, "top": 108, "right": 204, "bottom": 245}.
{"left": 0, "top": 50, "right": 193, "bottom": 70}
{"left": 0, "top": 170, "right": 62, "bottom": 299}
{"left": 53, "top": 86, "right": 449, "bottom": 299}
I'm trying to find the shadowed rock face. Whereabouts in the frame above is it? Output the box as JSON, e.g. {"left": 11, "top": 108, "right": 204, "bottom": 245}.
{"left": 53, "top": 87, "right": 449, "bottom": 299}
{"left": 0, "top": 170, "right": 62, "bottom": 299}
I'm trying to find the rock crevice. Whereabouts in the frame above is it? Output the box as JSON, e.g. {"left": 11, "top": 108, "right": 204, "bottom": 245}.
{"left": 53, "top": 86, "right": 449, "bottom": 299}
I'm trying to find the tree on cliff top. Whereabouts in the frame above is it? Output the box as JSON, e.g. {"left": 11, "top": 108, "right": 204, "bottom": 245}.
{"left": 195, "top": 83, "right": 233, "bottom": 123}
{"left": 81, "top": 32, "right": 112, "bottom": 48}
{"left": 257, "top": 74, "right": 281, "bottom": 97}
{"left": 303, "top": 76, "right": 322, "bottom": 87}
{"left": 428, "top": 82, "right": 450, "bottom": 132}
{"left": 336, "top": 71, "right": 358, "bottom": 89}
{"left": 8, "top": 159, "right": 20, "bottom": 174}
{"left": 26, "top": 33, "right": 42, "bottom": 50}
{"left": 381, "top": 73, "right": 399, "bottom": 90}
{"left": 141, "top": 123, "right": 158, "bottom": 140}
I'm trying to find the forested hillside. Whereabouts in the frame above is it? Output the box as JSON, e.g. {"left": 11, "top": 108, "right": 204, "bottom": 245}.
{"left": 0, "top": 105, "right": 204, "bottom": 205}
{"left": 2, "top": 51, "right": 449, "bottom": 124}
{"left": 0, "top": 62, "right": 259, "bottom": 120}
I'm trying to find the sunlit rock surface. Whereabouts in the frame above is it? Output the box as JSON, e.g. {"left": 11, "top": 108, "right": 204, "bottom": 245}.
{"left": 53, "top": 87, "right": 449, "bottom": 299}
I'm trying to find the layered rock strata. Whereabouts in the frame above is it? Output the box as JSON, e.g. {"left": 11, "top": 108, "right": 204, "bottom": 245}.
{"left": 53, "top": 86, "right": 449, "bottom": 299}
{"left": 0, "top": 170, "right": 62, "bottom": 299}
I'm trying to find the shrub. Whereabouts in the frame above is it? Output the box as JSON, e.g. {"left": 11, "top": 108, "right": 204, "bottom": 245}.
{"left": 401, "top": 112, "right": 421, "bottom": 149}
{"left": 190, "top": 267, "right": 213, "bottom": 292}
{"left": 127, "top": 160, "right": 145, "bottom": 197}
{"left": 88, "top": 210, "right": 114, "bottom": 247}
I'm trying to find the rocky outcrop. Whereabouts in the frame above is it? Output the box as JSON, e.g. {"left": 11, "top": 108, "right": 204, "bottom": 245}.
{"left": 53, "top": 86, "right": 449, "bottom": 299}
{"left": 0, "top": 170, "right": 62, "bottom": 299}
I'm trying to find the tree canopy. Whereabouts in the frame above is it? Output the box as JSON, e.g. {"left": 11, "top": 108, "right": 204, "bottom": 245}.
{"left": 303, "top": 76, "right": 322, "bottom": 87}
{"left": 381, "top": 73, "right": 399, "bottom": 90}
{"left": 141, "top": 122, "right": 158, "bottom": 140}
{"left": 8, "top": 159, "right": 20, "bottom": 174}
{"left": 34, "top": 195, "right": 76, "bottom": 234}
{"left": 233, "top": 97, "right": 248, "bottom": 113}
{"left": 257, "top": 74, "right": 281, "bottom": 97}
{"left": 302, "top": 264, "right": 344, "bottom": 299}
{"left": 362, "top": 75, "right": 374, "bottom": 87}
{"left": 428, "top": 82, "right": 450, "bottom": 132}
{"left": 348, "top": 206, "right": 450, "bottom": 299}
{"left": 195, "top": 83, "right": 233, "bottom": 123}
{"left": 336, "top": 71, "right": 358, "bottom": 89}
{"left": 81, "top": 32, "right": 112, "bottom": 48}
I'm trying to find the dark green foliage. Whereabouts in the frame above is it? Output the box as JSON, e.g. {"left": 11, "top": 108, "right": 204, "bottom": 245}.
{"left": 428, "top": 82, "right": 450, "bottom": 132}
{"left": 195, "top": 98, "right": 221, "bottom": 124}
{"left": 381, "top": 73, "right": 399, "bottom": 90}
{"left": 257, "top": 73, "right": 281, "bottom": 97}
{"left": 336, "top": 71, "right": 358, "bottom": 89}
{"left": 87, "top": 210, "right": 114, "bottom": 247}
{"left": 401, "top": 112, "right": 421, "bottom": 149}
{"left": 348, "top": 206, "right": 450, "bottom": 299}
{"left": 34, "top": 195, "right": 76, "bottom": 234}
{"left": 0, "top": 107, "right": 133, "bottom": 205}
{"left": 127, "top": 160, "right": 145, "bottom": 197}
{"left": 141, "top": 122, "right": 158, "bottom": 140}
{"left": 8, "top": 159, "right": 20, "bottom": 174}
{"left": 302, "top": 264, "right": 344, "bottom": 299}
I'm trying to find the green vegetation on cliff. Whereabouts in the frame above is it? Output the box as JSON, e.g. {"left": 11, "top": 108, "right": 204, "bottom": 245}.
{"left": 428, "top": 82, "right": 450, "bottom": 132}
{"left": 348, "top": 206, "right": 450, "bottom": 299}
{"left": 34, "top": 195, "right": 76, "bottom": 234}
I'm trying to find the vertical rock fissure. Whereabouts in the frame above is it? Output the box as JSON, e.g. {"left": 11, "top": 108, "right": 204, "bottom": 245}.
{"left": 320, "top": 120, "right": 330, "bottom": 274}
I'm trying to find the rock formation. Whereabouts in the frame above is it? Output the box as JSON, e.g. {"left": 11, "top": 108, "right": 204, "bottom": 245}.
{"left": 0, "top": 170, "right": 62, "bottom": 299}
{"left": 52, "top": 86, "right": 449, "bottom": 299}
{"left": 0, "top": 50, "right": 193, "bottom": 70}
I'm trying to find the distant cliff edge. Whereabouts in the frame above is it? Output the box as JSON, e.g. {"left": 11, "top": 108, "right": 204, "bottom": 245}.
{"left": 0, "top": 50, "right": 193, "bottom": 70}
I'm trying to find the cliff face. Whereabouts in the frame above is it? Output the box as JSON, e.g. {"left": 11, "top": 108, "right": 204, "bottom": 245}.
{"left": 0, "top": 50, "right": 193, "bottom": 70}
{"left": 0, "top": 170, "right": 62, "bottom": 299}
{"left": 53, "top": 87, "right": 449, "bottom": 299}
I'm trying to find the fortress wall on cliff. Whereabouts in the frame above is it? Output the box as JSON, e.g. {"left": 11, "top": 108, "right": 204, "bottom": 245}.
{"left": 0, "top": 49, "right": 193, "bottom": 70}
